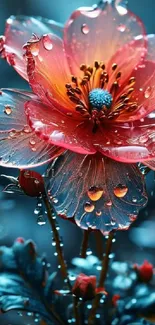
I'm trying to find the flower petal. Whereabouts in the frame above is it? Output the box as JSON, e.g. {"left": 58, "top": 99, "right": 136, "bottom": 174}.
{"left": 25, "top": 33, "right": 76, "bottom": 112}
{"left": 26, "top": 100, "right": 96, "bottom": 154}
{"left": 93, "top": 118, "right": 155, "bottom": 163}
{"left": 115, "top": 60, "right": 155, "bottom": 122}
{"left": 1, "top": 16, "right": 63, "bottom": 80}
{"left": 45, "top": 151, "right": 147, "bottom": 234}
{"left": 64, "top": 4, "right": 146, "bottom": 77}
{"left": 0, "top": 89, "right": 63, "bottom": 168}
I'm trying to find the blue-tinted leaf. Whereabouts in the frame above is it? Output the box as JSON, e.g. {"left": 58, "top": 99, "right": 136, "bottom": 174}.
{"left": 0, "top": 239, "right": 60, "bottom": 324}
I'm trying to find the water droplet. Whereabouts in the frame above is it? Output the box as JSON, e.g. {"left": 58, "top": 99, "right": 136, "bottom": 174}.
{"left": 29, "top": 138, "right": 36, "bottom": 145}
{"left": 114, "top": 184, "right": 128, "bottom": 198}
{"left": 111, "top": 219, "right": 116, "bottom": 226}
{"left": 132, "top": 197, "right": 137, "bottom": 203}
{"left": 81, "top": 23, "right": 89, "bottom": 34}
{"left": 96, "top": 210, "right": 102, "bottom": 216}
{"left": 106, "top": 201, "right": 113, "bottom": 207}
{"left": 9, "top": 129, "right": 16, "bottom": 138}
{"left": 84, "top": 202, "right": 95, "bottom": 213}
{"left": 43, "top": 34, "right": 53, "bottom": 50}
{"left": 86, "top": 248, "right": 92, "bottom": 256}
{"left": 52, "top": 197, "right": 58, "bottom": 204}
{"left": 24, "top": 170, "right": 31, "bottom": 178}
{"left": 144, "top": 86, "right": 152, "bottom": 99}
{"left": 117, "top": 24, "right": 126, "bottom": 32}
{"left": 23, "top": 125, "right": 31, "bottom": 133}
{"left": 4, "top": 105, "right": 12, "bottom": 115}
{"left": 87, "top": 186, "right": 104, "bottom": 201}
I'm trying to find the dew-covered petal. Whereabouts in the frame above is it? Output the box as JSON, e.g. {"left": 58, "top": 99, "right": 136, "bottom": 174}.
{"left": 25, "top": 33, "right": 76, "bottom": 112}
{"left": 45, "top": 151, "right": 147, "bottom": 234}
{"left": 0, "top": 89, "right": 64, "bottom": 168}
{"left": 93, "top": 118, "right": 155, "bottom": 163}
{"left": 106, "top": 38, "right": 146, "bottom": 89}
{"left": 115, "top": 61, "right": 155, "bottom": 123}
{"left": 1, "top": 16, "right": 63, "bottom": 80}
{"left": 64, "top": 4, "right": 146, "bottom": 77}
{"left": 26, "top": 100, "right": 96, "bottom": 154}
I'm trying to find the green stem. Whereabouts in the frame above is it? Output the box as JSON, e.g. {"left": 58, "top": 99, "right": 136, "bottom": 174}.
{"left": 80, "top": 230, "right": 90, "bottom": 258}
{"left": 88, "top": 231, "right": 115, "bottom": 325}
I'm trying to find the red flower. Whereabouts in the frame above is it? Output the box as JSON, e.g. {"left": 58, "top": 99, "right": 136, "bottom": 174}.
{"left": 0, "top": 1, "right": 153, "bottom": 233}
{"left": 134, "top": 260, "right": 154, "bottom": 282}
{"left": 72, "top": 273, "right": 97, "bottom": 300}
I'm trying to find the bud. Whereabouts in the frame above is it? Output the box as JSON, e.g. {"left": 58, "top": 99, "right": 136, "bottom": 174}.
{"left": 19, "top": 170, "right": 45, "bottom": 197}
{"left": 134, "top": 260, "right": 154, "bottom": 282}
{"left": 112, "top": 294, "right": 120, "bottom": 306}
{"left": 72, "top": 274, "right": 96, "bottom": 301}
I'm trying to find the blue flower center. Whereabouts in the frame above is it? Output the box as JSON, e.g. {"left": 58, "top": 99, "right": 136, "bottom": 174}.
{"left": 89, "top": 88, "right": 113, "bottom": 110}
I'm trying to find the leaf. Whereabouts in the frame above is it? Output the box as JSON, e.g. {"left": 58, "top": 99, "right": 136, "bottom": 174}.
{"left": 0, "top": 239, "right": 61, "bottom": 324}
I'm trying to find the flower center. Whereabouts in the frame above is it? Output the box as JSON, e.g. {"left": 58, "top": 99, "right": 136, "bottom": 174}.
{"left": 65, "top": 60, "right": 138, "bottom": 124}
{"left": 89, "top": 88, "right": 113, "bottom": 110}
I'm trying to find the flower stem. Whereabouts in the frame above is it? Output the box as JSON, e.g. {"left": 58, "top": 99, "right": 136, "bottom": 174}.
{"left": 88, "top": 231, "right": 115, "bottom": 325}
{"left": 95, "top": 231, "right": 104, "bottom": 260}
{"left": 80, "top": 230, "right": 90, "bottom": 258}
{"left": 43, "top": 196, "right": 71, "bottom": 290}
{"left": 43, "top": 195, "right": 81, "bottom": 324}
{"left": 73, "top": 297, "right": 81, "bottom": 325}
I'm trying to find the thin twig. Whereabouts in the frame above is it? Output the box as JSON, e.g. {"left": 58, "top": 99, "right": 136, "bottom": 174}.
{"left": 88, "top": 231, "right": 115, "bottom": 325}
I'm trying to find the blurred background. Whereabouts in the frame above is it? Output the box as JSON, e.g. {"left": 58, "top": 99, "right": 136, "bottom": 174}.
{"left": 0, "top": 0, "right": 155, "bottom": 324}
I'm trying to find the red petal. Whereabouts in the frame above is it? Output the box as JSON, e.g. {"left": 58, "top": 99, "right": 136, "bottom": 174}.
{"left": 45, "top": 151, "right": 147, "bottom": 234}
{"left": 2, "top": 16, "right": 63, "bottom": 80}
{"left": 93, "top": 118, "right": 155, "bottom": 163}
{"left": 115, "top": 60, "right": 155, "bottom": 122}
{"left": 0, "top": 89, "right": 64, "bottom": 168}
{"left": 64, "top": 4, "right": 146, "bottom": 77}
{"left": 26, "top": 100, "right": 96, "bottom": 154}
{"left": 107, "top": 38, "right": 146, "bottom": 89}
{"left": 25, "top": 33, "right": 76, "bottom": 113}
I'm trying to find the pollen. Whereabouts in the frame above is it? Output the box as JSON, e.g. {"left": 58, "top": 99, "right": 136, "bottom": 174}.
{"left": 89, "top": 88, "right": 113, "bottom": 110}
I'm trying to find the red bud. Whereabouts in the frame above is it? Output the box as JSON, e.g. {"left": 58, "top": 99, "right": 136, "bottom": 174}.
{"left": 19, "top": 170, "right": 45, "bottom": 197}
{"left": 134, "top": 260, "right": 154, "bottom": 282}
